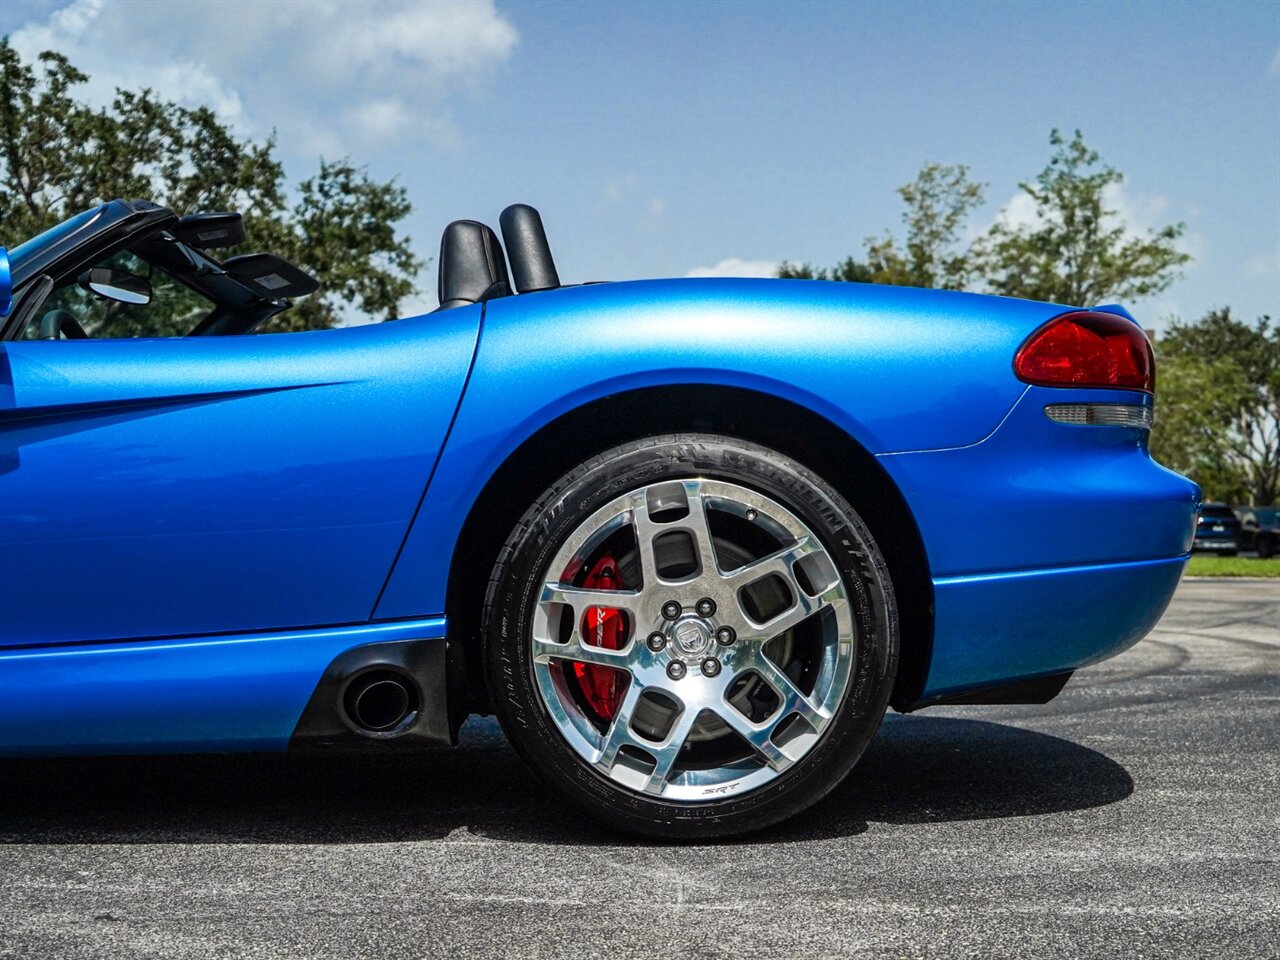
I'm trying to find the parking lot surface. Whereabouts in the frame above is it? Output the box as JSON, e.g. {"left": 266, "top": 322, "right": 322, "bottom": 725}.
{"left": 1, "top": 578, "right": 1276, "bottom": 959}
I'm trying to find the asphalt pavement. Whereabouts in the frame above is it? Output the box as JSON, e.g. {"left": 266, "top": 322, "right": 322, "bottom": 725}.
{"left": 1, "top": 578, "right": 1276, "bottom": 959}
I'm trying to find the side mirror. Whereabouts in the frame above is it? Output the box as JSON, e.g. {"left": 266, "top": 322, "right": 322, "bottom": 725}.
{"left": 79, "top": 267, "right": 152, "bottom": 305}
{"left": 0, "top": 247, "right": 11, "bottom": 317}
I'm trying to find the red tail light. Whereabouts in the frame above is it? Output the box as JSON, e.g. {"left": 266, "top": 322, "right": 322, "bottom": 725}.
{"left": 1015, "top": 311, "right": 1154, "bottom": 393}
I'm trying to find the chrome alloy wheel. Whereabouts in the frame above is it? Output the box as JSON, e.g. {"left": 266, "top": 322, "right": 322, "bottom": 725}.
{"left": 530, "top": 478, "right": 856, "bottom": 802}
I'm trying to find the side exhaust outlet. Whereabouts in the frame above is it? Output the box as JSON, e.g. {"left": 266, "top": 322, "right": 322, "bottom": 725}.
{"left": 291, "top": 638, "right": 452, "bottom": 751}
{"left": 343, "top": 671, "right": 419, "bottom": 734}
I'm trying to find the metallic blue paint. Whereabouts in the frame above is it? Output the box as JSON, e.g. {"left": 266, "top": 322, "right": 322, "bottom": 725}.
{"left": 0, "top": 248, "right": 1199, "bottom": 753}
{"left": 0, "top": 306, "right": 480, "bottom": 646}
{"left": 878, "top": 385, "right": 1197, "bottom": 578}
{"left": 376, "top": 278, "right": 1071, "bottom": 618}
{"left": 0, "top": 618, "right": 445, "bottom": 755}
{"left": 926, "top": 555, "right": 1185, "bottom": 698}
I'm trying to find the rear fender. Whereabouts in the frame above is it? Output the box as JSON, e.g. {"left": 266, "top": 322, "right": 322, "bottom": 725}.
{"left": 375, "top": 278, "right": 1063, "bottom": 620}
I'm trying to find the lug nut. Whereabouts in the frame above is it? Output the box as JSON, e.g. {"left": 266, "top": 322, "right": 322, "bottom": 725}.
{"left": 715, "top": 626, "right": 736, "bottom": 646}
{"left": 646, "top": 632, "right": 667, "bottom": 652}
{"left": 661, "top": 600, "right": 682, "bottom": 620}
{"left": 701, "top": 657, "right": 721, "bottom": 677}
{"left": 666, "top": 661, "right": 687, "bottom": 681}
{"left": 695, "top": 597, "right": 716, "bottom": 617}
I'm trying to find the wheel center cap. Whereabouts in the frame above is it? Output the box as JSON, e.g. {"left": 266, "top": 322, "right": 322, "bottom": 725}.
{"left": 672, "top": 618, "right": 712, "bottom": 657}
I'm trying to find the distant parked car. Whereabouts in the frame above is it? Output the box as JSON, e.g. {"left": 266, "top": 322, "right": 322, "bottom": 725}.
{"left": 1194, "top": 504, "right": 1241, "bottom": 555}
{"left": 1237, "top": 507, "right": 1280, "bottom": 558}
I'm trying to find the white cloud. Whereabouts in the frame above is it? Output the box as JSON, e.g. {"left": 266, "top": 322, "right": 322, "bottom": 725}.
{"left": 991, "top": 191, "right": 1042, "bottom": 232}
{"left": 11, "top": 0, "right": 247, "bottom": 125}
{"left": 354, "top": 99, "right": 415, "bottom": 141}
{"left": 8, "top": 0, "right": 518, "bottom": 150}
{"left": 596, "top": 175, "right": 667, "bottom": 231}
{"left": 1102, "top": 182, "right": 1204, "bottom": 263}
{"left": 685, "top": 258, "right": 780, "bottom": 279}
{"left": 599, "top": 176, "right": 640, "bottom": 206}
{"left": 1246, "top": 244, "right": 1280, "bottom": 277}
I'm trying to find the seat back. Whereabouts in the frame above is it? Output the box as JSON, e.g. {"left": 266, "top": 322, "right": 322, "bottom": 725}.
{"left": 499, "top": 204, "right": 560, "bottom": 294}
{"left": 436, "top": 220, "right": 511, "bottom": 311}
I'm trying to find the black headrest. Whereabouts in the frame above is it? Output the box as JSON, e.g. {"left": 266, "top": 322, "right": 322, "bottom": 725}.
{"left": 436, "top": 220, "right": 511, "bottom": 311}
{"left": 499, "top": 204, "right": 560, "bottom": 293}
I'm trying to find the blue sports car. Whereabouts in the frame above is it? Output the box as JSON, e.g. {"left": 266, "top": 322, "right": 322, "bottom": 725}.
{"left": 0, "top": 201, "right": 1197, "bottom": 837}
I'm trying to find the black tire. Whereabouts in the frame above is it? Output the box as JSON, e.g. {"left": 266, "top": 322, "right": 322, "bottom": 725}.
{"left": 481, "top": 434, "right": 898, "bottom": 838}
{"left": 1258, "top": 538, "right": 1274, "bottom": 560}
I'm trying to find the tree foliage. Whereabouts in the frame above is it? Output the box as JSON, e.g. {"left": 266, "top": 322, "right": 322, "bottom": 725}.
{"left": 977, "top": 130, "right": 1191, "bottom": 306}
{"left": 0, "top": 41, "right": 421, "bottom": 332}
{"left": 780, "top": 163, "right": 985, "bottom": 290}
{"left": 781, "top": 130, "right": 1190, "bottom": 310}
{"left": 1151, "top": 309, "right": 1280, "bottom": 506}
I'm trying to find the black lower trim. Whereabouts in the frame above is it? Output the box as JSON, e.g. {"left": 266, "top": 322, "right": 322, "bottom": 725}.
{"left": 902, "top": 671, "right": 1073, "bottom": 711}
{"left": 290, "top": 638, "right": 453, "bottom": 751}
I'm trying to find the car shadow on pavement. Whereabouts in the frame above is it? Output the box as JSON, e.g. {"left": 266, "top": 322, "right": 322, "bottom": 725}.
{"left": 0, "top": 714, "right": 1132, "bottom": 847}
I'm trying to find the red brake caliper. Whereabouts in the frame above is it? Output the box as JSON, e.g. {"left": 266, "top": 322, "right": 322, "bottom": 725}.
{"left": 574, "top": 555, "right": 628, "bottom": 721}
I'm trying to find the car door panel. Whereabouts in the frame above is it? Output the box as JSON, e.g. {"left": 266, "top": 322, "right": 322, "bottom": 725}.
{"left": 0, "top": 309, "right": 479, "bottom": 647}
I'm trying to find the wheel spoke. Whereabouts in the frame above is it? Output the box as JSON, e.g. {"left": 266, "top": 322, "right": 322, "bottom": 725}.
{"left": 532, "top": 628, "right": 632, "bottom": 668}
{"left": 716, "top": 702, "right": 792, "bottom": 771}
{"left": 540, "top": 582, "right": 643, "bottom": 615}
{"left": 743, "top": 586, "right": 833, "bottom": 643}
{"left": 750, "top": 655, "right": 828, "bottom": 728}
{"left": 628, "top": 490, "right": 663, "bottom": 589}
{"left": 628, "top": 481, "right": 721, "bottom": 586}
{"left": 723, "top": 537, "right": 822, "bottom": 594}
{"left": 725, "top": 537, "right": 843, "bottom": 641}
{"left": 641, "top": 707, "right": 699, "bottom": 795}
{"left": 714, "top": 655, "right": 828, "bottom": 772}
{"left": 594, "top": 681, "right": 646, "bottom": 769}
{"left": 676, "top": 480, "right": 720, "bottom": 576}
{"left": 595, "top": 686, "right": 698, "bottom": 796}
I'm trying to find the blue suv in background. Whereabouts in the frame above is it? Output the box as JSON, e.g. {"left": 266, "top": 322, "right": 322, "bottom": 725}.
{"left": 1193, "top": 503, "right": 1241, "bottom": 555}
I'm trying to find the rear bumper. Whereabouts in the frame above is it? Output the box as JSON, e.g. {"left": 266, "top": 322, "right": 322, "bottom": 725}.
{"left": 878, "top": 385, "right": 1199, "bottom": 704}
{"left": 915, "top": 554, "right": 1186, "bottom": 703}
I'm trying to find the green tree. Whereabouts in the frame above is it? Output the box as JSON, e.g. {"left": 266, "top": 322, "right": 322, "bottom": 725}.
{"left": 783, "top": 132, "right": 1191, "bottom": 313}
{"left": 978, "top": 130, "right": 1190, "bottom": 306}
{"left": 0, "top": 41, "right": 421, "bottom": 333}
{"left": 779, "top": 163, "right": 985, "bottom": 289}
{"left": 1151, "top": 309, "right": 1280, "bottom": 506}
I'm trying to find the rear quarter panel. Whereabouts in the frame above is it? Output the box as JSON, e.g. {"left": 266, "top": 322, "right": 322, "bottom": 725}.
{"left": 377, "top": 278, "right": 1062, "bottom": 618}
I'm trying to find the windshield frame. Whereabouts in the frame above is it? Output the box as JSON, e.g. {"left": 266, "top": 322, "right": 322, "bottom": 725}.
{"left": 8, "top": 206, "right": 107, "bottom": 267}
{"left": 4, "top": 200, "right": 312, "bottom": 339}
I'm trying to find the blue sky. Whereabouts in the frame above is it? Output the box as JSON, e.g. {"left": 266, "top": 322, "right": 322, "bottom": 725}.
{"left": 3, "top": 0, "right": 1278, "bottom": 327}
